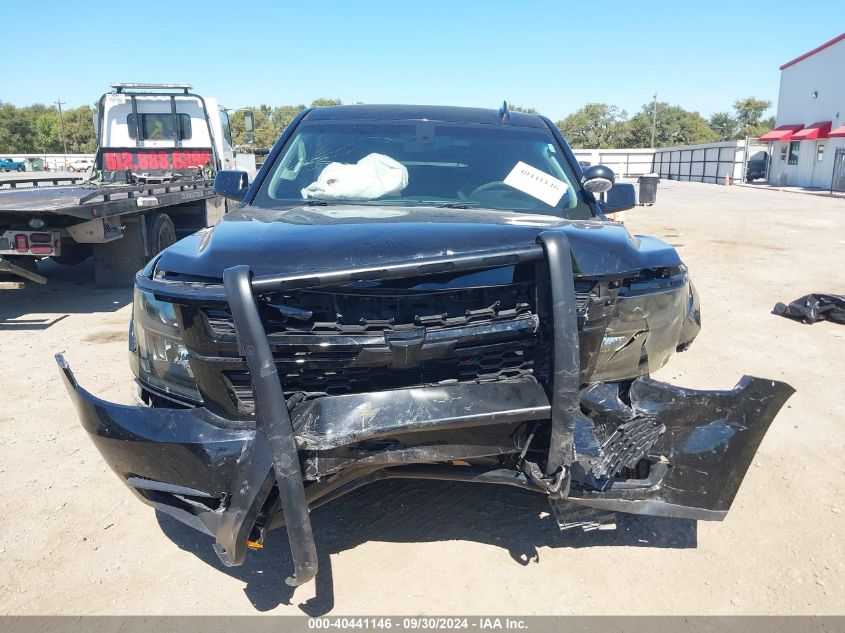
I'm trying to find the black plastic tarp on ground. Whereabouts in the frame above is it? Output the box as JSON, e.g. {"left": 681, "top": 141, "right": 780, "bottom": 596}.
{"left": 773, "top": 294, "right": 845, "bottom": 325}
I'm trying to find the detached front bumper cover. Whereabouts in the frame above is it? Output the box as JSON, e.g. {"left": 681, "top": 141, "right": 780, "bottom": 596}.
{"left": 57, "top": 231, "right": 794, "bottom": 586}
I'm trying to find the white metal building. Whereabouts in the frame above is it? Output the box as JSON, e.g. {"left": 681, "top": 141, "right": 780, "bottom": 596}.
{"left": 762, "top": 32, "right": 845, "bottom": 190}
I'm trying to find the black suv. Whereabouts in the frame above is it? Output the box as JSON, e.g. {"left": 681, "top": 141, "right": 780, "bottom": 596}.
{"left": 58, "top": 104, "right": 792, "bottom": 587}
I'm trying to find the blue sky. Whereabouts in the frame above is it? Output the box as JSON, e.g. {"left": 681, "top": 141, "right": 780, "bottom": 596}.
{"left": 2, "top": 0, "right": 841, "bottom": 121}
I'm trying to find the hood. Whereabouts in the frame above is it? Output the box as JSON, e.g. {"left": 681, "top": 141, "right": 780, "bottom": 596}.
{"left": 155, "top": 204, "right": 682, "bottom": 280}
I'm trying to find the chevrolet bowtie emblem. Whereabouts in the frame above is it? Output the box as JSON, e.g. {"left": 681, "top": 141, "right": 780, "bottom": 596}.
{"left": 384, "top": 327, "right": 427, "bottom": 368}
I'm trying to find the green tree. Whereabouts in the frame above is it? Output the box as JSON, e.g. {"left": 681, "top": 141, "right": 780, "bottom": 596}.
{"left": 230, "top": 101, "right": 344, "bottom": 147}
{"left": 310, "top": 98, "right": 342, "bottom": 107}
{"left": 0, "top": 101, "right": 38, "bottom": 152}
{"left": 34, "top": 112, "right": 62, "bottom": 152}
{"left": 229, "top": 104, "right": 306, "bottom": 147}
{"left": 709, "top": 111, "right": 740, "bottom": 141}
{"left": 555, "top": 103, "right": 627, "bottom": 149}
{"left": 272, "top": 104, "right": 307, "bottom": 134}
{"left": 507, "top": 103, "right": 537, "bottom": 114}
{"left": 62, "top": 105, "right": 97, "bottom": 153}
{"left": 0, "top": 101, "right": 96, "bottom": 153}
{"left": 733, "top": 97, "right": 772, "bottom": 138}
{"left": 622, "top": 101, "right": 718, "bottom": 148}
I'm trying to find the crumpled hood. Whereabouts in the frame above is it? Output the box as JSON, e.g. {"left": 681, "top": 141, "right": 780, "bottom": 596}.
{"left": 156, "top": 204, "right": 682, "bottom": 279}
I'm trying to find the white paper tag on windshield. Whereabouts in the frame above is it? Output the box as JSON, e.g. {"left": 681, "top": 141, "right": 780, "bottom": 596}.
{"left": 503, "top": 161, "right": 567, "bottom": 207}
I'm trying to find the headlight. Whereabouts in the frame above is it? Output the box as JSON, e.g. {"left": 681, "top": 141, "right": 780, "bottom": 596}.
{"left": 132, "top": 288, "right": 202, "bottom": 403}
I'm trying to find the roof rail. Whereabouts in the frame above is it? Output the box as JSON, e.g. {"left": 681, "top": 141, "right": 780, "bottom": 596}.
{"left": 111, "top": 83, "right": 193, "bottom": 94}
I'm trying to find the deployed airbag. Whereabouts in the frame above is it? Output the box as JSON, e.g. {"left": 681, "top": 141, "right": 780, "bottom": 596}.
{"left": 301, "top": 153, "right": 408, "bottom": 201}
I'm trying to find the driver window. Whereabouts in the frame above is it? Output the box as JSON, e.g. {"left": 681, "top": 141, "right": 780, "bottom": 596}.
{"left": 219, "top": 110, "right": 233, "bottom": 148}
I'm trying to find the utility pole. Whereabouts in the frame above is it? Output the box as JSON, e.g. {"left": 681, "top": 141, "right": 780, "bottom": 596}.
{"left": 650, "top": 93, "right": 658, "bottom": 148}
{"left": 55, "top": 99, "right": 68, "bottom": 158}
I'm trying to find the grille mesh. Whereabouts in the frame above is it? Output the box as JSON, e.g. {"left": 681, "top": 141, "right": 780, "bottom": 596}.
{"left": 224, "top": 339, "right": 540, "bottom": 410}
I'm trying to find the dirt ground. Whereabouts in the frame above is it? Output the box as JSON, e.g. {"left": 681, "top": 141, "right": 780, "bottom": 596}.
{"left": 0, "top": 181, "right": 843, "bottom": 615}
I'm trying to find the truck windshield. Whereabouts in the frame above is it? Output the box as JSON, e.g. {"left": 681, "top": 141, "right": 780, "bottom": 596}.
{"left": 128, "top": 113, "right": 192, "bottom": 141}
{"left": 253, "top": 120, "right": 593, "bottom": 219}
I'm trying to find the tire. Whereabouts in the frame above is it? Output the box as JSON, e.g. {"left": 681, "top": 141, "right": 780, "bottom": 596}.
{"left": 0, "top": 167, "right": 6, "bottom": 173}
{"left": 92, "top": 212, "right": 175, "bottom": 287}
{"left": 146, "top": 212, "right": 177, "bottom": 254}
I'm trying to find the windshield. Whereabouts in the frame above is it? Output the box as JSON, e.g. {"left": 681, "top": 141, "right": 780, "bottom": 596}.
{"left": 253, "top": 120, "right": 593, "bottom": 219}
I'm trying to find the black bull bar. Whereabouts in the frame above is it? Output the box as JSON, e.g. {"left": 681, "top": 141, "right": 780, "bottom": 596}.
{"left": 56, "top": 231, "right": 794, "bottom": 587}
{"left": 220, "top": 231, "right": 577, "bottom": 585}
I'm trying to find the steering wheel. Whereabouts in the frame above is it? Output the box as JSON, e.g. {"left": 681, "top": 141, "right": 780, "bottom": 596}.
{"left": 468, "top": 181, "right": 519, "bottom": 198}
{"left": 469, "top": 178, "right": 577, "bottom": 209}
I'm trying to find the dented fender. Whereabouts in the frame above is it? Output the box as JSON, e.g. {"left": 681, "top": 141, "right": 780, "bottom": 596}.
{"left": 571, "top": 375, "right": 795, "bottom": 519}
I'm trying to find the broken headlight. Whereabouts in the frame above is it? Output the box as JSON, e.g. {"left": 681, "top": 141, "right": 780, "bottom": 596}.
{"left": 131, "top": 288, "right": 202, "bottom": 403}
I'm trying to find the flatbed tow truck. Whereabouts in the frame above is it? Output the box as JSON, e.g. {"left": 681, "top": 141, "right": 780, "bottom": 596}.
{"left": 0, "top": 83, "right": 254, "bottom": 286}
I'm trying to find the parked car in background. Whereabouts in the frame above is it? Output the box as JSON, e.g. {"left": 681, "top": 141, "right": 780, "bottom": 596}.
{"left": 746, "top": 150, "right": 769, "bottom": 183}
{"left": 68, "top": 157, "right": 95, "bottom": 172}
{"left": 0, "top": 157, "right": 25, "bottom": 172}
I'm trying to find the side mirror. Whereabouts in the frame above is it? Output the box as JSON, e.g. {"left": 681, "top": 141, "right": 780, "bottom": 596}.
{"left": 581, "top": 164, "right": 615, "bottom": 194}
{"left": 213, "top": 170, "right": 249, "bottom": 202}
{"left": 243, "top": 110, "right": 255, "bottom": 133}
{"left": 603, "top": 182, "right": 637, "bottom": 212}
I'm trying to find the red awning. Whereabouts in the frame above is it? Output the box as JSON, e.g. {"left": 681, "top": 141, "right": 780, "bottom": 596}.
{"left": 759, "top": 125, "right": 804, "bottom": 142}
{"left": 791, "top": 121, "right": 832, "bottom": 140}
{"left": 830, "top": 125, "right": 845, "bottom": 138}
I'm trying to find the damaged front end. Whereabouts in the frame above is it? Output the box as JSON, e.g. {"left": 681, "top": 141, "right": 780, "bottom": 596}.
{"left": 57, "top": 230, "right": 793, "bottom": 586}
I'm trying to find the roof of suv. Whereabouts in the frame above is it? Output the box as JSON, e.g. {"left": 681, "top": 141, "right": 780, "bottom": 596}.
{"left": 303, "top": 104, "right": 547, "bottom": 128}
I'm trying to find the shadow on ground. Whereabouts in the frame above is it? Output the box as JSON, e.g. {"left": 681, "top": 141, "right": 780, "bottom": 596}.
{"left": 156, "top": 477, "right": 697, "bottom": 614}
{"left": 0, "top": 259, "right": 132, "bottom": 327}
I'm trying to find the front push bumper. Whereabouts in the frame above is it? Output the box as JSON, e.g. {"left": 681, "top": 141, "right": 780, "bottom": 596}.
{"left": 57, "top": 354, "right": 793, "bottom": 582}
{"left": 57, "top": 233, "right": 794, "bottom": 586}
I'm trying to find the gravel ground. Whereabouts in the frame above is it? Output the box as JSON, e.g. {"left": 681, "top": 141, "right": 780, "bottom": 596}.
{"left": 0, "top": 180, "right": 843, "bottom": 615}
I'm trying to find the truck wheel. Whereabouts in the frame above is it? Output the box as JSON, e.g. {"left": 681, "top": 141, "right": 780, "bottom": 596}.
{"left": 92, "top": 216, "right": 147, "bottom": 287}
{"left": 92, "top": 213, "right": 176, "bottom": 287}
{"left": 51, "top": 242, "right": 93, "bottom": 266}
{"left": 146, "top": 212, "right": 177, "bottom": 254}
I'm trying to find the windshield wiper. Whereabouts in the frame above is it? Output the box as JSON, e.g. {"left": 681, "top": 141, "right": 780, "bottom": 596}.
{"left": 436, "top": 203, "right": 475, "bottom": 209}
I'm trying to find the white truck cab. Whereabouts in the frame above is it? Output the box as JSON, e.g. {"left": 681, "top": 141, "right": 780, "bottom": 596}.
{"left": 94, "top": 83, "right": 253, "bottom": 178}
{"left": 0, "top": 83, "right": 256, "bottom": 287}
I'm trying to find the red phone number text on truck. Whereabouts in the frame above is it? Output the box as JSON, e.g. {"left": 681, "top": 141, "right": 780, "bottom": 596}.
{"left": 102, "top": 150, "right": 212, "bottom": 172}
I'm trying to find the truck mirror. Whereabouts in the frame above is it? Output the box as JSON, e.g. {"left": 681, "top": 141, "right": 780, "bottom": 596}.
{"left": 243, "top": 110, "right": 255, "bottom": 133}
{"left": 581, "top": 164, "right": 615, "bottom": 194}
{"left": 603, "top": 182, "right": 636, "bottom": 213}
{"left": 244, "top": 132, "right": 255, "bottom": 145}
{"left": 213, "top": 170, "right": 250, "bottom": 202}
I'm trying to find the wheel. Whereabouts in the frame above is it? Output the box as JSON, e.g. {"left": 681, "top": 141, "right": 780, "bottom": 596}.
{"left": 17, "top": 166, "right": 24, "bottom": 172}
{"left": 469, "top": 181, "right": 512, "bottom": 197}
{"left": 92, "top": 213, "right": 176, "bottom": 287}
{"left": 146, "top": 212, "right": 177, "bottom": 255}
{"left": 0, "top": 167, "right": 7, "bottom": 173}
